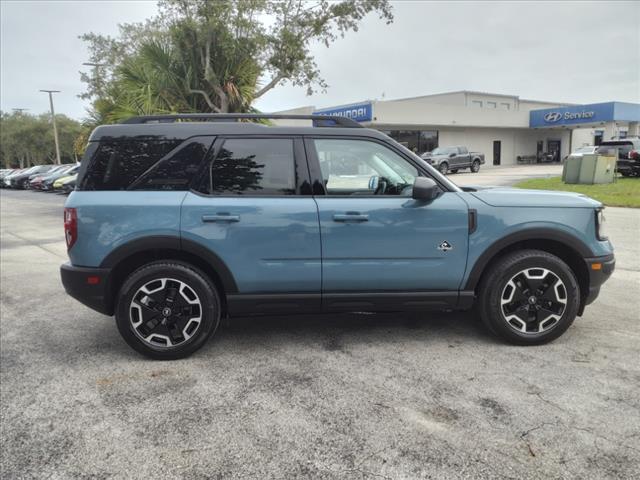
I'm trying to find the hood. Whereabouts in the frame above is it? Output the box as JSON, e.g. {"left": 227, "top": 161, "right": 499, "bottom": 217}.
{"left": 470, "top": 187, "right": 602, "bottom": 208}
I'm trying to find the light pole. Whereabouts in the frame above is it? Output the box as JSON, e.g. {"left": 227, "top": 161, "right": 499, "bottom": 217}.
{"left": 40, "top": 89, "right": 62, "bottom": 165}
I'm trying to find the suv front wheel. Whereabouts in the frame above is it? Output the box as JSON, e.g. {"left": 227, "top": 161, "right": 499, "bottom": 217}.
{"left": 478, "top": 250, "right": 580, "bottom": 345}
{"left": 115, "top": 261, "right": 221, "bottom": 359}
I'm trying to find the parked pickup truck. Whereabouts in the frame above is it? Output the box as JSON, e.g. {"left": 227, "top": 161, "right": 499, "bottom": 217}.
{"left": 422, "top": 146, "right": 485, "bottom": 175}
{"left": 597, "top": 138, "right": 640, "bottom": 177}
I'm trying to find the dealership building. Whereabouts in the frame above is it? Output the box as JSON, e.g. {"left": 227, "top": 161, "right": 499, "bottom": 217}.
{"left": 275, "top": 91, "right": 640, "bottom": 167}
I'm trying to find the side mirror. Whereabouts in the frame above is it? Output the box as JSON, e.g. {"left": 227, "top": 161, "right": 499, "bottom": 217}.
{"left": 449, "top": 152, "right": 456, "bottom": 158}
{"left": 412, "top": 177, "right": 439, "bottom": 201}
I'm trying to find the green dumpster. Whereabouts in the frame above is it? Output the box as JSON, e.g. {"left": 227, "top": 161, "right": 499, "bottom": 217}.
{"left": 577, "top": 154, "right": 616, "bottom": 184}
{"left": 562, "top": 156, "right": 582, "bottom": 184}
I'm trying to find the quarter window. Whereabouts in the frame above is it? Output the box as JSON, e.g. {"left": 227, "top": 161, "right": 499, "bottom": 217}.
{"left": 312, "top": 139, "right": 418, "bottom": 196}
{"left": 207, "top": 138, "right": 296, "bottom": 195}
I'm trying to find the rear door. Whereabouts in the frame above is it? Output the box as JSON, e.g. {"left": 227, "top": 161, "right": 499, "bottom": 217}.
{"left": 180, "top": 136, "right": 322, "bottom": 314}
{"left": 306, "top": 136, "right": 469, "bottom": 311}
{"left": 456, "top": 146, "right": 470, "bottom": 167}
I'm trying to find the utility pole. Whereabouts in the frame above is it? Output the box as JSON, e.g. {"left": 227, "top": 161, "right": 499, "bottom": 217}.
{"left": 40, "top": 90, "right": 62, "bottom": 165}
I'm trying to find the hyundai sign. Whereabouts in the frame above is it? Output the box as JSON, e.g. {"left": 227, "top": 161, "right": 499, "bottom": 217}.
{"left": 530, "top": 102, "right": 640, "bottom": 128}
{"left": 313, "top": 102, "right": 373, "bottom": 123}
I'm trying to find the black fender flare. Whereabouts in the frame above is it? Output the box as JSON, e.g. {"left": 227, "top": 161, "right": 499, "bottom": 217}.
{"left": 100, "top": 235, "right": 238, "bottom": 294}
{"left": 464, "top": 228, "right": 594, "bottom": 290}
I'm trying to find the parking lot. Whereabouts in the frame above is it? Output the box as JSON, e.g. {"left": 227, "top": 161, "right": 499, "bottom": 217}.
{"left": 1, "top": 186, "right": 639, "bottom": 479}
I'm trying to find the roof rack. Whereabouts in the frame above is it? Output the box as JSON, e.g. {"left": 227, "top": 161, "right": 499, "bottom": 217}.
{"left": 120, "top": 113, "right": 363, "bottom": 128}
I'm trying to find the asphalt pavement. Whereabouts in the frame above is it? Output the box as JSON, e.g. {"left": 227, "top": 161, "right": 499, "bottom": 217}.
{"left": 1, "top": 180, "right": 639, "bottom": 479}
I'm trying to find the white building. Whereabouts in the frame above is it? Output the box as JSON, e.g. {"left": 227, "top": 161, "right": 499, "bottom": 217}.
{"left": 274, "top": 91, "right": 640, "bottom": 167}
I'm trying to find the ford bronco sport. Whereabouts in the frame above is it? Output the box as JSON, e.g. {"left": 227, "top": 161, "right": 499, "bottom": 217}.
{"left": 61, "top": 114, "right": 615, "bottom": 359}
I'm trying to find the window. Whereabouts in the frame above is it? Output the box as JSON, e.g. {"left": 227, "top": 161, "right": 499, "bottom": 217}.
{"left": 81, "top": 139, "right": 182, "bottom": 190}
{"left": 313, "top": 139, "right": 418, "bottom": 196}
{"left": 471, "top": 100, "right": 483, "bottom": 108}
{"left": 501, "top": 102, "right": 511, "bottom": 110}
{"left": 382, "top": 130, "right": 438, "bottom": 154}
{"left": 132, "top": 138, "right": 212, "bottom": 190}
{"left": 458, "top": 146, "right": 468, "bottom": 154}
{"left": 206, "top": 138, "right": 296, "bottom": 196}
{"left": 487, "top": 101, "right": 497, "bottom": 109}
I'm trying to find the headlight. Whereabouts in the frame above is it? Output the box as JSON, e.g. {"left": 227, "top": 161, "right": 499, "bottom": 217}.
{"left": 596, "top": 208, "right": 607, "bottom": 241}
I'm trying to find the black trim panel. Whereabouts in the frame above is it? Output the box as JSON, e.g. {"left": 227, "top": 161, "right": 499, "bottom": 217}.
{"left": 227, "top": 293, "right": 321, "bottom": 315}
{"left": 99, "top": 235, "right": 239, "bottom": 294}
{"left": 60, "top": 263, "right": 113, "bottom": 316}
{"left": 464, "top": 228, "right": 595, "bottom": 290}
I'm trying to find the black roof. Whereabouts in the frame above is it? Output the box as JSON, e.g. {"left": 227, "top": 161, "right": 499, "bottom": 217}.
{"left": 88, "top": 113, "right": 391, "bottom": 142}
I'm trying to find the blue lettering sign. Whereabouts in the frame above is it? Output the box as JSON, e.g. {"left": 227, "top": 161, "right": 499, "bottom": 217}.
{"left": 313, "top": 102, "right": 373, "bottom": 123}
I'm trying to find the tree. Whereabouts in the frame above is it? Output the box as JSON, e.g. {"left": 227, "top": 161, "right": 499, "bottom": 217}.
{"left": 0, "top": 112, "right": 82, "bottom": 167}
{"left": 80, "top": 0, "right": 393, "bottom": 122}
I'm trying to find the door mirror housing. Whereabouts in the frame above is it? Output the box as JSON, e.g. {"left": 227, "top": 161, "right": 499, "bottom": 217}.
{"left": 449, "top": 152, "right": 456, "bottom": 158}
{"left": 412, "top": 177, "right": 439, "bottom": 201}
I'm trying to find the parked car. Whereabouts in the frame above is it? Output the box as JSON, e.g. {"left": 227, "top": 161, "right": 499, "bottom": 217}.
{"left": 54, "top": 173, "right": 77, "bottom": 192}
{"left": 3, "top": 166, "right": 37, "bottom": 188}
{"left": 61, "top": 113, "right": 614, "bottom": 359}
{"left": 597, "top": 138, "right": 640, "bottom": 177}
{"left": 6, "top": 164, "right": 55, "bottom": 189}
{"left": 61, "top": 175, "right": 77, "bottom": 194}
{"left": 0, "top": 169, "right": 18, "bottom": 186}
{"left": 40, "top": 164, "right": 79, "bottom": 191}
{"left": 2, "top": 168, "right": 25, "bottom": 187}
{"left": 421, "top": 146, "right": 485, "bottom": 174}
{"left": 29, "top": 165, "right": 69, "bottom": 190}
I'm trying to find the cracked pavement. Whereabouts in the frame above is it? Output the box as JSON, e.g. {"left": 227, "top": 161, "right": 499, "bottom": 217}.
{"left": 1, "top": 187, "right": 639, "bottom": 479}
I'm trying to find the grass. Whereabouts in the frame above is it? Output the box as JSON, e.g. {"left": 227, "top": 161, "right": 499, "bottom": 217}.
{"left": 514, "top": 176, "right": 640, "bottom": 208}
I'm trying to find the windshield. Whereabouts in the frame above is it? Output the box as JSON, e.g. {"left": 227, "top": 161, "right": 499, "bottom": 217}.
{"left": 574, "top": 147, "right": 594, "bottom": 154}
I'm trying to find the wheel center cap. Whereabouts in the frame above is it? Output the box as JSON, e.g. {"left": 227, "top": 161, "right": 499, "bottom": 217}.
{"left": 162, "top": 307, "right": 172, "bottom": 317}
{"left": 528, "top": 296, "right": 537, "bottom": 305}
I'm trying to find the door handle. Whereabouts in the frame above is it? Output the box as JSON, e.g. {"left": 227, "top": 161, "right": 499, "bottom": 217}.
{"left": 333, "top": 213, "right": 369, "bottom": 222}
{"left": 201, "top": 214, "right": 240, "bottom": 223}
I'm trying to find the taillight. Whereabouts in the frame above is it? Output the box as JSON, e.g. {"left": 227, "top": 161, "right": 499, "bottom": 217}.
{"left": 629, "top": 150, "right": 639, "bottom": 160}
{"left": 64, "top": 207, "right": 77, "bottom": 250}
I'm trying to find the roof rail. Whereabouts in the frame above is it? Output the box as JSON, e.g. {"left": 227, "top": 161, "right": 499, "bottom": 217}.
{"left": 120, "top": 113, "right": 363, "bottom": 128}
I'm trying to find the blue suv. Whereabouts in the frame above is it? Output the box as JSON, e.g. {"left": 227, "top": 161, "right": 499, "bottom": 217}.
{"left": 60, "top": 114, "right": 615, "bottom": 359}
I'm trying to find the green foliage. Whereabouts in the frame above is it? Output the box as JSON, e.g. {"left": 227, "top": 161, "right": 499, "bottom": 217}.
{"left": 0, "top": 112, "right": 82, "bottom": 168}
{"left": 80, "top": 0, "right": 393, "bottom": 122}
{"left": 515, "top": 176, "right": 640, "bottom": 208}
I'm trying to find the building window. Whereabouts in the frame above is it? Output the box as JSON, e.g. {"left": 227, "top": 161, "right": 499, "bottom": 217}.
{"left": 471, "top": 100, "right": 483, "bottom": 108}
{"left": 487, "top": 101, "right": 497, "bottom": 109}
{"left": 501, "top": 103, "right": 511, "bottom": 110}
{"left": 382, "top": 130, "right": 439, "bottom": 155}
{"left": 619, "top": 130, "right": 628, "bottom": 139}
{"left": 594, "top": 130, "right": 604, "bottom": 146}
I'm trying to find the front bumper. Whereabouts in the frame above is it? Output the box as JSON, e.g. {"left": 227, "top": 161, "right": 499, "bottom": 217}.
{"left": 60, "top": 263, "right": 114, "bottom": 316}
{"left": 581, "top": 254, "right": 615, "bottom": 313}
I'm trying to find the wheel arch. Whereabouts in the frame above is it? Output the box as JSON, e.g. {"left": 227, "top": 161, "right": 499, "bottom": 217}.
{"left": 465, "top": 229, "right": 592, "bottom": 307}
{"left": 101, "top": 236, "right": 237, "bottom": 315}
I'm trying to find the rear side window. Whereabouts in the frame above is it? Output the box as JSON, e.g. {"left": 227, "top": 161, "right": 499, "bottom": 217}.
{"left": 131, "top": 138, "right": 213, "bottom": 191}
{"left": 202, "top": 138, "right": 296, "bottom": 196}
{"left": 81, "top": 139, "right": 181, "bottom": 190}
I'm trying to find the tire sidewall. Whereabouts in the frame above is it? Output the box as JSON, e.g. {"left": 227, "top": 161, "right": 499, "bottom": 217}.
{"left": 116, "top": 262, "right": 220, "bottom": 360}
{"left": 480, "top": 252, "right": 580, "bottom": 345}
{"left": 439, "top": 162, "right": 448, "bottom": 175}
{"left": 472, "top": 160, "right": 480, "bottom": 172}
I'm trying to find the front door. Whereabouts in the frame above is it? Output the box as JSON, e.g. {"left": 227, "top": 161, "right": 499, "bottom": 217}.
{"left": 181, "top": 136, "right": 321, "bottom": 313}
{"left": 306, "top": 137, "right": 469, "bottom": 309}
{"left": 547, "top": 140, "right": 561, "bottom": 162}
{"left": 493, "top": 141, "right": 501, "bottom": 165}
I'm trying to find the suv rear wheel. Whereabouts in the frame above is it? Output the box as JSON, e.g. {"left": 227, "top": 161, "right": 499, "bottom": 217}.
{"left": 471, "top": 160, "right": 481, "bottom": 173}
{"left": 439, "top": 162, "right": 449, "bottom": 175}
{"left": 478, "top": 250, "right": 580, "bottom": 345}
{"left": 115, "top": 261, "right": 221, "bottom": 359}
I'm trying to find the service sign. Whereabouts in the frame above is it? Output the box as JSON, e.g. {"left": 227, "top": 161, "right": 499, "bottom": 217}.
{"left": 313, "top": 102, "right": 373, "bottom": 123}
{"left": 530, "top": 102, "right": 615, "bottom": 127}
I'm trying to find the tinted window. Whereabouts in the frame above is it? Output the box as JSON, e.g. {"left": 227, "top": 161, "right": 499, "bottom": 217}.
{"left": 458, "top": 146, "right": 468, "bottom": 154}
{"left": 313, "top": 139, "right": 417, "bottom": 196}
{"left": 132, "top": 138, "right": 212, "bottom": 190}
{"left": 207, "top": 138, "right": 296, "bottom": 195}
{"left": 81, "top": 139, "right": 181, "bottom": 190}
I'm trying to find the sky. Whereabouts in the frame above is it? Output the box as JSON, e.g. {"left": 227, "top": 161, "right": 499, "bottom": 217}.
{"left": 1, "top": 0, "right": 639, "bottom": 120}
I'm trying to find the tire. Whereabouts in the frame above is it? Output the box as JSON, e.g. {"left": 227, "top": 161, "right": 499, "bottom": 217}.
{"left": 471, "top": 160, "right": 481, "bottom": 173}
{"left": 477, "top": 250, "right": 580, "bottom": 345}
{"left": 115, "top": 261, "right": 221, "bottom": 360}
{"left": 450, "top": 169, "right": 459, "bottom": 174}
{"left": 439, "top": 162, "right": 449, "bottom": 175}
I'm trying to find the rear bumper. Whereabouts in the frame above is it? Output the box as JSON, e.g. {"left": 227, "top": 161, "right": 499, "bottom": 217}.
{"left": 582, "top": 254, "right": 615, "bottom": 308}
{"left": 60, "top": 263, "right": 114, "bottom": 316}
